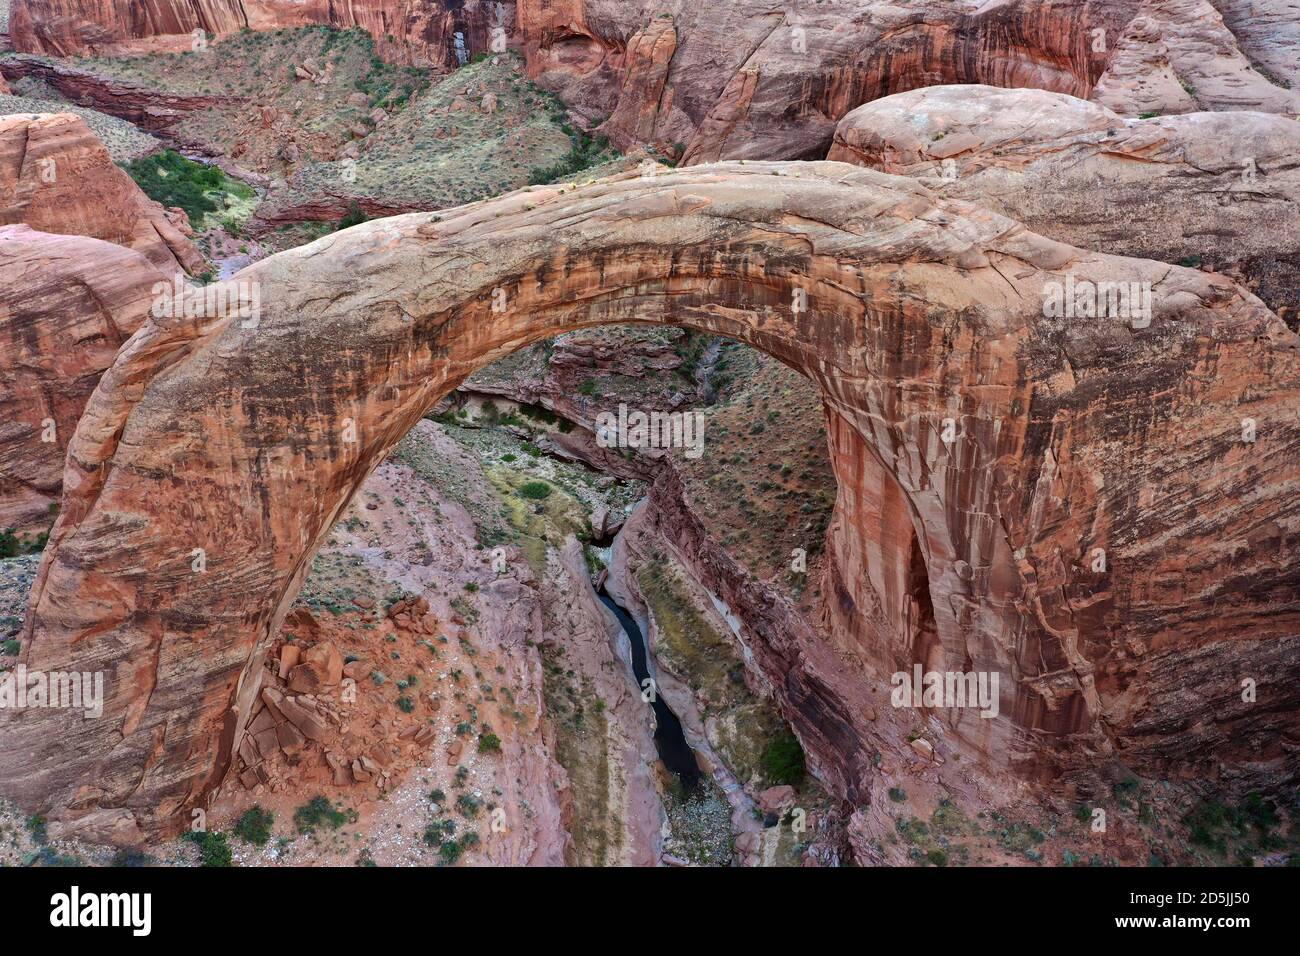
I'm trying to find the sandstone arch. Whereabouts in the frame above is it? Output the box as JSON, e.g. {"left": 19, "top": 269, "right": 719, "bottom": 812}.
{"left": 2, "top": 160, "right": 1298, "bottom": 844}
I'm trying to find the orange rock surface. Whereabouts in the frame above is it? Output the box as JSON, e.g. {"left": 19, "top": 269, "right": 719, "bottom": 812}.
{"left": 0, "top": 113, "right": 205, "bottom": 276}
{"left": 1, "top": 161, "right": 1295, "bottom": 844}
{"left": 0, "top": 225, "right": 165, "bottom": 535}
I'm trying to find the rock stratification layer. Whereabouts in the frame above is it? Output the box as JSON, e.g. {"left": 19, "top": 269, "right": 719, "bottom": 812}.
{"left": 0, "top": 161, "right": 1296, "bottom": 844}
{"left": 9, "top": 0, "right": 518, "bottom": 67}
{"left": 0, "top": 225, "right": 165, "bottom": 535}
{"left": 829, "top": 85, "right": 1300, "bottom": 328}
{"left": 13, "top": 1, "right": 1299, "bottom": 157}
{"left": 518, "top": 0, "right": 1300, "bottom": 158}
{"left": 0, "top": 112, "right": 205, "bottom": 276}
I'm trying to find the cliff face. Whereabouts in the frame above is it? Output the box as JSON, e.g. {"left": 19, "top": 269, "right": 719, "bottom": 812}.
{"left": 10, "top": 0, "right": 517, "bottom": 67}
{"left": 0, "top": 225, "right": 164, "bottom": 536}
{"left": 1092, "top": 0, "right": 1300, "bottom": 116}
{"left": 0, "top": 112, "right": 206, "bottom": 275}
{"left": 10, "top": 0, "right": 247, "bottom": 58}
{"left": 0, "top": 162, "right": 1295, "bottom": 844}
{"left": 518, "top": 0, "right": 1300, "bottom": 160}
{"left": 520, "top": 0, "right": 1136, "bottom": 160}
{"left": 14, "top": 1, "right": 1297, "bottom": 158}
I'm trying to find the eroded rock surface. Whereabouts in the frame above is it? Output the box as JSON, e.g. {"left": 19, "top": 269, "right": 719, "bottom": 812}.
{"left": 522, "top": 0, "right": 1137, "bottom": 161}
{"left": 1, "top": 161, "right": 1296, "bottom": 844}
{"left": 1092, "top": 0, "right": 1300, "bottom": 116}
{"left": 13, "top": 1, "right": 1296, "bottom": 160}
{"left": 10, "top": 0, "right": 518, "bottom": 67}
{"left": 521, "top": 0, "right": 1299, "bottom": 159}
{"left": 0, "top": 112, "right": 205, "bottom": 274}
{"left": 0, "top": 225, "right": 164, "bottom": 536}
{"left": 830, "top": 85, "right": 1300, "bottom": 327}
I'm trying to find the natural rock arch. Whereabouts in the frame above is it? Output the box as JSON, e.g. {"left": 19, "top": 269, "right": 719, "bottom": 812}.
{"left": 2, "top": 161, "right": 1297, "bottom": 844}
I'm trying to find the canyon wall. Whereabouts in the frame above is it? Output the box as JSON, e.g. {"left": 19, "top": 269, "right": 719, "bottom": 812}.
{"left": 520, "top": 0, "right": 1138, "bottom": 160}
{"left": 0, "top": 114, "right": 205, "bottom": 536}
{"left": 10, "top": 0, "right": 517, "bottom": 67}
{"left": 13, "top": 2, "right": 1299, "bottom": 159}
{"left": 0, "top": 161, "right": 1295, "bottom": 843}
{"left": 514, "top": 0, "right": 1299, "bottom": 159}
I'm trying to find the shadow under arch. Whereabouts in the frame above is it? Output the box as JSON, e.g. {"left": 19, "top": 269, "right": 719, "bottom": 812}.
{"left": 3, "top": 160, "right": 1297, "bottom": 844}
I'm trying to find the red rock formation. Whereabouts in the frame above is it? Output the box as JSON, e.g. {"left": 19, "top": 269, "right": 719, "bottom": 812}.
{"left": 0, "top": 112, "right": 206, "bottom": 275}
{"left": 0, "top": 54, "right": 237, "bottom": 134}
{"left": 10, "top": 0, "right": 517, "bottom": 68}
{"left": 829, "top": 85, "right": 1300, "bottom": 328}
{"left": 11, "top": 1, "right": 1297, "bottom": 155}
{"left": 0, "top": 225, "right": 165, "bottom": 536}
{"left": 520, "top": 0, "right": 1143, "bottom": 161}
{"left": 10, "top": 0, "right": 248, "bottom": 57}
{"left": 0, "top": 161, "right": 1295, "bottom": 844}
{"left": 1092, "top": 0, "right": 1300, "bottom": 116}
{"left": 520, "top": 0, "right": 1297, "bottom": 160}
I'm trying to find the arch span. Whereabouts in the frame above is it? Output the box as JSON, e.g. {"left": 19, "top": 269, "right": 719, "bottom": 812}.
{"left": 3, "top": 161, "right": 1298, "bottom": 843}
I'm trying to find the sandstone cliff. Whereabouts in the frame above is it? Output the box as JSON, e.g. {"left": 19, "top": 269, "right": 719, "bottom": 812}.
{"left": 0, "top": 225, "right": 164, "bottom": 537}
{"left": 829, "top": 85, "right": 1300, "bottom": 329}
{"left": 0, "top": 112, "right": 205, "bottom": 275}
{"left": 520, "top": 0, "right": 1298, "bottom": 160}
{"left": 12, "top": 1, "right": 1297, "bottom": 160}
{"left": 10, "top": 0, "right": 518, "bottom": 67}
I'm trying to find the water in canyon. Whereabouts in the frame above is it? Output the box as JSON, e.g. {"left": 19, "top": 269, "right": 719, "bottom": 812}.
{"left": 598, "top": 589, "right": 701, "bottom": 791}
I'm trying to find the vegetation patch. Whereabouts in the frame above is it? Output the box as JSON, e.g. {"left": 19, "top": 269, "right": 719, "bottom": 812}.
{"left": 122, "top": 149, "right": 254, "bottom": 227}
{"left": 232, "top": 805, "right": 275, "bottom": 845}
{"left": 293, "top": 795, "right": 356, "bottom": 833}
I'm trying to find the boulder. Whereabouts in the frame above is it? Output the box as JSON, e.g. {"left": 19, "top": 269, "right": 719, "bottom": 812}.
{"left": 0, "top": 113, "right": 205, "bottom": 275}
{"left": 287, "top": 641, "right": 344, "bottom": 693}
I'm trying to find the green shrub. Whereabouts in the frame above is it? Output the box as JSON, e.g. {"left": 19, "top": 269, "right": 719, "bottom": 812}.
{"left": 182, "top": 830, "right": 232, "bottom": 867}
{"left": 293, "top": 795, "right": 355, "bottom": 833}
{"left": 456, "top": 794, "right": 483, "bottom": 819}
{"left": 233, "top": 806, "right": 274, "bottom": 846}
{"left": 478, "top": 732, "right": 502, "bottom": 753}
{"left": 438, "top": 838, "right": 465, "bottom": 864}
{"left": 518, "top": 482, "right": 552, "bottom": 500}
{"left": 121, "top": 150, "right": 224, "bottom": 223}
{"left": 0, "top": 528, "right": 44, "bottom": 558}
{"left": 528, "top": 131, "right": 613, "bottom": 185}
{"left": 760, "top": 730, "right": 806, "bottom": 787}
{"left": 337, "top": 202, "right": 369, "bottom": 230}
{"left": 422, "top": 817, "right": 457, "bottom": 850}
